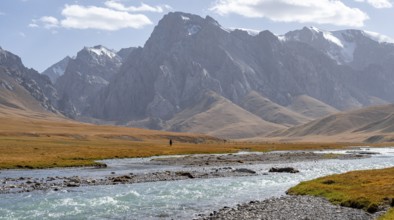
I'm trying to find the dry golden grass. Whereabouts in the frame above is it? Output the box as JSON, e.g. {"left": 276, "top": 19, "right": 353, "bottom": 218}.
{"left": 379, "top": 208, "right": 394, "bottom": 220}
{"left": 0, "top": 134, "right": 361, "bottom": 169}
{"left": 288, "top": 167, "right": 394, "bottom": 214}
{"left": 0, "top": 106, "right": 391, "bottom": 169}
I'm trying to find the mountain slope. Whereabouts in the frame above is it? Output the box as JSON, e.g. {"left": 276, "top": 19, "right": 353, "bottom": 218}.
{"left": 36, "top": 13, "right": 394, "bottom": 140}
{"left": 42, "top": 56, "right": 71, "bottom": 83}
{"left": 0, "top": 68, "right": 49, "bottom": 112}
{"left": 0, "top": 47, "right": 60, "bottom": 113}
{"left": 274, "top": 104, "right": 394, "bottom": 138}
{"left": 166, "top": 91, "right": 285, "bottom": 139}
{"left": 55, "top": 45, "right": 122, "bottom": 115}
{"left": 287, "top": 95, "right": 339, "bottom": 119}
{"left": 284, "top": 27, "right": 394, "bottom": 103}
{"left": 240, "top": 91, "right": 311, "bottom": 126}
{"left": 354, "top": 113, "right": 394, "bottom": 134}
{"left": 91, "top": 12, "right": 383, "bottom": 123}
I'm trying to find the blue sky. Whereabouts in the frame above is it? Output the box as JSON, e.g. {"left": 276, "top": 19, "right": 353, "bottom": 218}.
{"left": 0, "top": 0, "right": 393, "bottom": 72}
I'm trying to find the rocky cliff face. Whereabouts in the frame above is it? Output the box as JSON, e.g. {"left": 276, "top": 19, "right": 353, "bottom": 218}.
{"left": 89, "top": 12, "right": 392, "bottom": 125}
{"left": 284, "top": 27, "right": 394, "bottom": 103}
{"left": 55, "top": 45, "right": 122, "bottom": 115}
{"left": 21, "top": 12, "right": 394, "bottom": 138}
{"left": 42, "top": 56, "right": 71, "bottom": 83}
{"left": 117, "top": 47, "right": 136, "bottom": 60}
{"left": 0, "top": 47, "right": 59, "bottom": 113}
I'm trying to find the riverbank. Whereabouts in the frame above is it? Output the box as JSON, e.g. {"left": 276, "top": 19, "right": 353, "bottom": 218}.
{"left": 288, "top": 166, "right": 394, "bottom": 219}
{"left": 1, "top": 148, "right": 393, "bottom": 219}
{"left": 199, "top": 165, "right": 394, "bottom": 220}
{"left": 0, "top": 151, "right": 366, "bottom": 194}
{"left": 198, "top": 195, "right": 383, "bottom": 220}
{"left": 0, "top": 136, "right": 373, "bottom": 169}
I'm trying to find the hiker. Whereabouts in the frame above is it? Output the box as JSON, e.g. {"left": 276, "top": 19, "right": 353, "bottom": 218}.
{"left": 169, "top": 139, "right": 173, "bottom": 146}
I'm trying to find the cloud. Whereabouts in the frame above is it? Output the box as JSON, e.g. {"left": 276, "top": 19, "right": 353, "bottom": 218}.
{"left": 104, "top": 0, "right": 170, "bottom": 13}
{"left": 354, "top": 0, "right": 392, "bottom": 8}
{"left": 40, "top": 16, "right": 59, "bottom": 29}
{"left": 28, "top": 23, "right": 39, "bottom": 28}
{"left": 28, "top": 2, "right": 168, "bottom": 31}
{"left": 28, "top": 16, "right": 59, "bottom": 29}
{"left": 211, "top": 0, "right": 369, "bottom": 27}
{"left": 19, "top": 32, "right": 26, "bottom": 38}
{"left": 364, "top": 30, "right": 394, "bottom": 43}
{"left": 60, "top": 4, "right": 153, "bottom": 30}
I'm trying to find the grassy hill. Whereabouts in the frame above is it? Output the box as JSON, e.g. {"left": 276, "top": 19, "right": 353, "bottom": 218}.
{"left": 166, "top": 91, "right": 285, "bottom": 139}
{"left": 287, "top": 95, "right": 339, "bottom": 119}
{"left": 270, "top": 104, "right": 394, "bottom": 143}
{"left": 240, "top": 91, "right": 311, "bottom": 126}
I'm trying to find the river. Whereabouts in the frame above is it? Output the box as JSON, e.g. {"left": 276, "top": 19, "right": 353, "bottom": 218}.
{"left": 0, "top": 147, "right": 393, "bottom": 219}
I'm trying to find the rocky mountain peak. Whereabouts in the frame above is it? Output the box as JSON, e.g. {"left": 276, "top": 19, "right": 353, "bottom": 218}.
{"left": 85, "top": 45, "right": 117, "bottom": 58}
{"left": 257, "top": 30, "right": 278, "bottom": 42}
{"left": 0, "top": 46, "right": 60, "bottom": 114}
{"left": 144, "top": 12, "right": 229, "bottom": 52}
{"left": 42, "top": 56, "right": 71, "bottom": 83}
{"left": 0, "top": 47, "right": 24, "bottom": 70}
{"left": 54, "top": 45, "right": 123, "bottom": 116}
{"left": 77, "top": 45, "right": 120, "bottom": 65}
{"left": 117, "top": 47, "right": 136, "bottom": 61}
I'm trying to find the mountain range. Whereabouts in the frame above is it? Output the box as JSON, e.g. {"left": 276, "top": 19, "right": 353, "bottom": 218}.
{"left": 1, "top": 11, "right": 394, "bottom": 141}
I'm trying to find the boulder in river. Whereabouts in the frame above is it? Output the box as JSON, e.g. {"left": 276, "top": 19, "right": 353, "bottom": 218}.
{"left": 176, "top": 172, "right": 194, "bottom": 179}
{"left": 269, "top": 167, "right": 299, "bottom": 173}
{"left": 234, "top": 168, "right": 256, "bottom": 174}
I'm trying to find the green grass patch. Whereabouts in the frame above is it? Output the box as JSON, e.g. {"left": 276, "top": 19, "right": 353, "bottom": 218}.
{"left": 379, "top": 208, "right": 394, "bottom": 220}
{"left": 288, "top": 167, "right": 394, "bottom": 213}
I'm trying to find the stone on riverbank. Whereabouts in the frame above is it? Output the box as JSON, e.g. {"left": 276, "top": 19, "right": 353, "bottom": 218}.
{"left": 199, "top": 196, "right": 378, "bottom": 220}
{"left": 269, "top": 167, "right": 299, "bottom": 173}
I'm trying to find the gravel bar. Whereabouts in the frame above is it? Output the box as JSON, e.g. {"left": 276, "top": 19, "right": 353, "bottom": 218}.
{"left": 198, "top": 196, "right": 383, "bottom": 220}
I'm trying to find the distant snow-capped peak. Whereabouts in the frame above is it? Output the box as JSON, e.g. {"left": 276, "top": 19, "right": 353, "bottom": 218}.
{"left": 86, "top": 45, "right": 117, "bottom": 59}
{"left": 282, "top": 26, "right": 394, "bottom": 65}
{"left": 362, "top": 31, "right": 394, "bottom": 44}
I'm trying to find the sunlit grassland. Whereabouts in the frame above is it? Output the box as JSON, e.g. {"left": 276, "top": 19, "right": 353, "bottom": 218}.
{"left": 288, "top": 167, "right": 394, "bottom": 217}
{"left": 0, "top": 107, "right": 391, "bottom": 169}
{"left": 0, "top": 132, "right": 377, "bottom": 169}
{"left": 379, "top": 208, "right": 394, "bottom": 220}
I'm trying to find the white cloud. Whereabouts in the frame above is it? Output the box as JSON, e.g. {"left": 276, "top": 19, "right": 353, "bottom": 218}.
{"left": 354, "top": 0, "right": 392, "bottom": 8}
{"left": 211, "top": 0, "right": 369, "bottom": 27}
{"left": 28, "top": 2, "right": 161, "bottom": 31}
{"left": 60, "top": 4, "right": 152, "bottom": 30}
{"left": 104, "top": 0, "right": 170, "bottom": 13}
{"left": 364, "top": 30, "right": 394, "bottom": 43}
{"left": 40, "top": 16, "right": 59, "bottom": 29}
{"left": 28, "top": 16, "right": 59, "bottom": 29}
{"left": 28, "top": 23, "right": 39, "bottom": 28}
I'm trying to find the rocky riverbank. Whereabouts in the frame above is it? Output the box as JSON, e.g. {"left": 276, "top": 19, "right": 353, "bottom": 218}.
{"left": 0, "top": 152, "right": 367, "bottom": 194}
{"left": 0, "top": 168, "right": 258, "bottom": 194}
{"left": 150, "top": 151, "right": 365, "bottom": 166}
{"left": 198, "top": 196, "right": 384, "bottom": 220}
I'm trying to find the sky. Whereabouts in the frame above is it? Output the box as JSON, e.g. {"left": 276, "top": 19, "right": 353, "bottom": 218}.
{"left": 0, "top": 0, "right": 393, "bottom": 72}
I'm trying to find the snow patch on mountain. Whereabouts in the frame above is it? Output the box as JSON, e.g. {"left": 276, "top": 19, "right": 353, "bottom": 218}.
{"left": 181, "top": 15, "right": 190, "bottom": 21}
{"left": 187, "top": 25, "right": 201, "bottom": 36}
{"left": 330, "top": 32, "right": 356, "bottom": 63}
{"left": 86, "top": 75, "right": 109, "bottom": 85}
{"left": 277, "top": 35, "right": 286, "bottom": 42}
{"left": 87, "top": 46, "right": 117, "bottom": 58}
{"left": 52, "top": 66, "right": 66, "bottom": 77}
{"left": 363, "top": 31, "right": 394, "bottom": 44}
{"left": 322, "top": 32, "right": 343, "bottom": 48}
{"left": 231, "top": 28, "right": 260, "bottom": 36}
{"left": 307, "top": 27, "right": 343, "bottom": 47}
